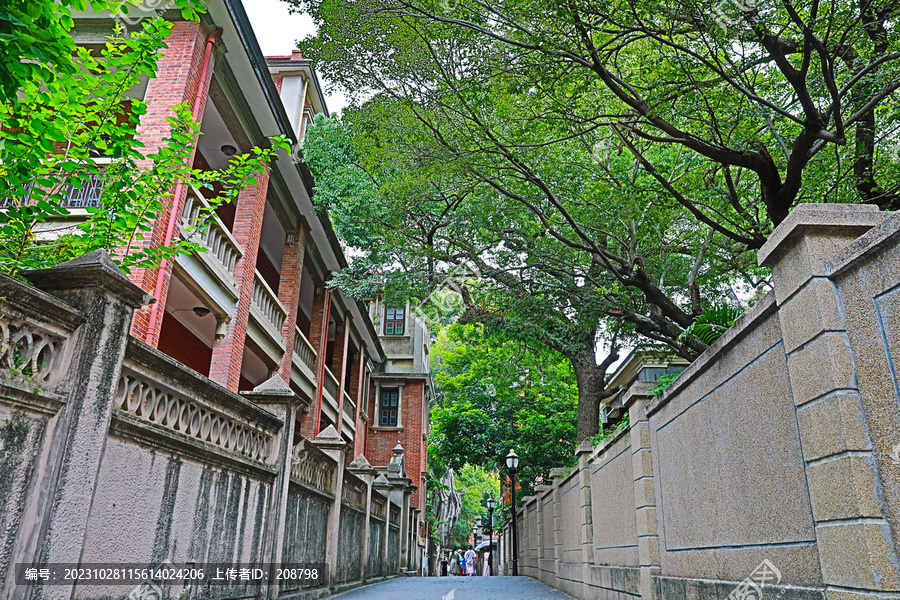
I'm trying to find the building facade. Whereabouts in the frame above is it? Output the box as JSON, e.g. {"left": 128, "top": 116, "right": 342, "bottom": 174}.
{"left": 0, "top": 0, "right": 430, "bottom": 596}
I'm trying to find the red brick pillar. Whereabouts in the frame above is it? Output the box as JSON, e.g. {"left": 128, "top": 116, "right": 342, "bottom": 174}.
{"left": 129, "top": 20, "right": 217, "bottom": 343}
{"left": 353, "top": 348, "right": 367, "bottom": 457}
{"left": 332, "top": 314, "right": 351, "bottom": 434}
{"left": 276, "top": 224, "right": 308, "bottom": 382}
{"left": 207, "top": 169, "right": 271, "bottom": 391}
{"left": 300, "top": 288, "right": 331, "bottom": 439}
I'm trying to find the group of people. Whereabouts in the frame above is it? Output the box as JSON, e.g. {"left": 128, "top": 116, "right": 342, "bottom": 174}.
{"left": 439, "top": 546, "right": 490, "bottom": 576}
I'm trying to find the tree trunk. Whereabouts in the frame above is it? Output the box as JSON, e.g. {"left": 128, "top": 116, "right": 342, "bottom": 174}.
{"left": 569, "top": 344, "right": 611, "bottom": 442}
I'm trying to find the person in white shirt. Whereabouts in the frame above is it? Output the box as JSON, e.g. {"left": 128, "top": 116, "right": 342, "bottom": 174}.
{"left": 464, "top": 546, "right": 476, "bottom": 576}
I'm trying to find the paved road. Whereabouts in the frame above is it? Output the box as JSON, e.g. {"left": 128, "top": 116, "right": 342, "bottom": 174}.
{"left": 332, "top": 576, "right": 575, "bottom": 600}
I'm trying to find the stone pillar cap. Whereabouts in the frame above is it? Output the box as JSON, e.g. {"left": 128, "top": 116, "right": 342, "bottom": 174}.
{"left": 313, "top": 424, "right": 349, "bottom": 452}
{"left": 24, "top": 249, "right": 153, "bottom": 309}
{"left": 757, "top": 204, "right": 884, "bottom": 268}
{"left": 348, "top": 454, "right": 377, "bottom": 475}
{"left": 242, "top": 376, "right": 309, "bottom": 410}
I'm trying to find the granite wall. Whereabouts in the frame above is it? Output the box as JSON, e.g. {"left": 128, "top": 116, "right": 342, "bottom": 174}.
{"left": 501, "top": 205, "right": 900, "bottom": 600}
{"left": 0, "top": 252, "right": 410, "bottom": 600}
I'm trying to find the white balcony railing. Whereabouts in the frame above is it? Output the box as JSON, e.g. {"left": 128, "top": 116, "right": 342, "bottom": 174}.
{"left": 252, "top": 271, "right": 287, "bottom": 333}
{"left": 293, "top": 326, "right": 317, "bottom": 372}
{"left": 181, "top": 188, "right": 243, "bottom": 277}
{"left": 323, "top": 367, "right": 340, "bottom": 400}
{"left": 343, "top": 390, "right": 356, "bottom": 419}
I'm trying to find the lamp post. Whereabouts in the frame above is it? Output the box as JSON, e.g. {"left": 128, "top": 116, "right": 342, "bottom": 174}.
{"left": 486, "top": 495, "right": 496, "bottom": 576}
{"left": 506, "top": 449, "right": 520, "bottom": 576}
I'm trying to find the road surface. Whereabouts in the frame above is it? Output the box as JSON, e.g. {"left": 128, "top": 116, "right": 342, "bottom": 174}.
{"left": 332, "top": 576, "right": 576, "bottom": 600}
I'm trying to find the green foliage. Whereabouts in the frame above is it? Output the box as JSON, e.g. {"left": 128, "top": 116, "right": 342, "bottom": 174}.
{"left": 0, "top": 15, "right": 288, "bottom": 275}
{"left": 588, "top": 413, "right": 630, "bottom": 448}
{"left": 445, "top": 464, "right": 499, "bottom": 549}
{"left": 648, "top": 374, "right": 681, "bottom": 398}
{"left": 428, "top": 323, "right": 579, "bottom": 495}
{"left": 678, "top": 306, "right": 744, "bottom": 346}
{"left": 0, "top": 0, "right": 203, "bottom": 106}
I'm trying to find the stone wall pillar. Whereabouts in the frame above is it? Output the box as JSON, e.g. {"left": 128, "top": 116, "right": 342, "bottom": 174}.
{"left": 16, "top": 252, "right": 150, "bottom": 600}
{"left": 348, "top": 455, "right": 377, "bottom": 582}
{"left": 312, "top": 424, "right": 349, "bottom": 588}
{"left": 759, "top": 204, "right": 899, "bottom": 597}
{"left": 277, "top": 224, "right": 308, "bottom": 381}
{"left": 534, "top": 485, "right": 552, "bottom": 561}
{"left": 625, "top": 383, "right": 660, "bottom": 600}
{"left": 207, "top": 168, "right": 272, "bottom": 391}
{"left": 242, "top": 377, "right": 308, "bottom": 600}
{"left": 574, "top": 441, "right": 595, "bottom": 569}
{"left": 549, "top": 466, "right": 568, "bottom": 567}
{"left": 374, "top": 475, "right": 393, "bottom": 576}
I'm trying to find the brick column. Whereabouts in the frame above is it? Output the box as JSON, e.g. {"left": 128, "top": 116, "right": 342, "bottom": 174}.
{"left": 333, "top": 313, "right": 350, "bottom": 434}
{"left": 759, "top": 204, "right": 898, "bottom": 597}
{"left": 207, "top": 169, "right": 271, "bottom": 391}
{"left": 625, "top": 383, "right": 660, "bottom": 600}
{"left": 301, "top": 288, "right": 331, "bottom": 439}
{"left": 277, "top": 225, "right": 308, "bottom": 382}
{"left": 129, "top": 20, "right": 217, "bottom": 343}
{"left": 352, "top": 349, "right": 367, "bottom": 457}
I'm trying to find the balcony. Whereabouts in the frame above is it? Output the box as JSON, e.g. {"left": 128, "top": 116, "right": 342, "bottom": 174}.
{"left": 252, "top": 272, "right": 287, "bottom": 333}
{"left": 181, "top": 188, "right": 242, "bottom": 279}
{"left": 343, "top": 390, "right": 356, "bottom": 420}
{"left": 290, "top": 326, "right": 317, "bottom": 395}
{"left": 323, "top": 366, "right": 340, "bottom": 401}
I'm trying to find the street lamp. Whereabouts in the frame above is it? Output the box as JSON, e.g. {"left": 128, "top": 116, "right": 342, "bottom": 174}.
{"left": 486, "top": 495, "right": 496, "bottom": 576}
{"left": 505, "top": 449, "right": 520, "bottom": 576}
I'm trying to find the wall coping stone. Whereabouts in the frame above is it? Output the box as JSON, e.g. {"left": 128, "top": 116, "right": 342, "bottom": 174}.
{"left": 0, "top": 272, "right": 84, "bottom": 332}
{"left": 623, "top": 380, "right": 654, "bottom": 408}
{"left": 825, "top": 208, "right": 900, "bottom": 278}
{"left": 125, "top": 337, "right": 283, "bottom": 431}
{"left": 757, "top": 203, "right": 884, "bottom": 268}
{"left": 24, "top": 249, "right": 153, "bottom": 309}
{"left": 645, "top": 292, "right": 777, "bottom": 418}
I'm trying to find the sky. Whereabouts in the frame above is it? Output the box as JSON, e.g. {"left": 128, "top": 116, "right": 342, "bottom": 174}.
{"left": 243, "top": 0, "right": 350, "bottom": 114}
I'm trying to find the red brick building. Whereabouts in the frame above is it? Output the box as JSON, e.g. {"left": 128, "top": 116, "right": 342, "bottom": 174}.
{"left": 62, "top": 0, "right": 432, "bottom": 576}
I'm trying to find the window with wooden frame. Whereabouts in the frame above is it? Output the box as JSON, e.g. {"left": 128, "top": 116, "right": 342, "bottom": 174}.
{"left": 380, "top": 388, "right": 399, "bottom": 426}
{"left": 383, "top": 306, "right": 405, "bottom": 335}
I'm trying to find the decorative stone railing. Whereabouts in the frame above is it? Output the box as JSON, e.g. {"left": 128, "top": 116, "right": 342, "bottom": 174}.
{"left": 342, "top": 472, "right": 367, "bottom": 512}
{"left": 293, "top": 326, "right": 317, "bottom": 372}
{"left": 291, "top": 438, "right": 337, "bottom": 495}
{"left": 0, "top": 316, "right": 65, "bottom": 386}
{"left": 114, "top": 369, "right": 275, "bottom": 463}
{"left": 252, "top": 271, "right": 287, "bottom": 333}
{"left": 323, "top": 367, "right": 340, "bottom": 400}
{"left": 181, "top": 188, "right": 243, "bottom": 277}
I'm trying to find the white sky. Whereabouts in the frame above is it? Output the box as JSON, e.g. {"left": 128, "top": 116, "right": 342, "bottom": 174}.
{"left": 243, "top": 0, "right": 350, "bottom": 114}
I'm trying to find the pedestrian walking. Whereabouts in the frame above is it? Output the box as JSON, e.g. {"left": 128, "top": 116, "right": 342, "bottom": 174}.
{"left": 449, "top": 549, "right": 461, "bottom": 576}
{"left": 440, "top": 554, "right": 448, "bottom": 577}
{"left": 482, "top": 550, "right": 491, "bottom": 576}
{"left": 464, "top": 545, "right": 476, "bottom": 576}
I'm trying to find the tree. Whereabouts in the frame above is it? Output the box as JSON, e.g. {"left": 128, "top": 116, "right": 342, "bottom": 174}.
{"left": 0, "top": 14, "right": 287, "bottom": 275}
{"left": 428, "top": 323, "right": 580, "bottom": 487}
{"left": 440, "top": 464, "right": 500, "bottom": 549}
{"left": 303, "top": 103, "right": 748, "bottom": 438}
{"left": 292, "top": 0, "right": 900, "bottom": 350}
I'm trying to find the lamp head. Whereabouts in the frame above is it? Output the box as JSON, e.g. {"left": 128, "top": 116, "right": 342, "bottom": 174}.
{"left": 486, "top": 496, "right": 496, "bottom": 511}
{"left": 505, "top": 448, "right": 519, "bottom": 472}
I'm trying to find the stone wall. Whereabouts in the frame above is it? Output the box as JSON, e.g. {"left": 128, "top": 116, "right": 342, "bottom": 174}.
{"left": 499, "top": 205, "right": 900, "bottom": 600}
{"left": 0, "top": 252, "right": 410, "bottom": 600}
